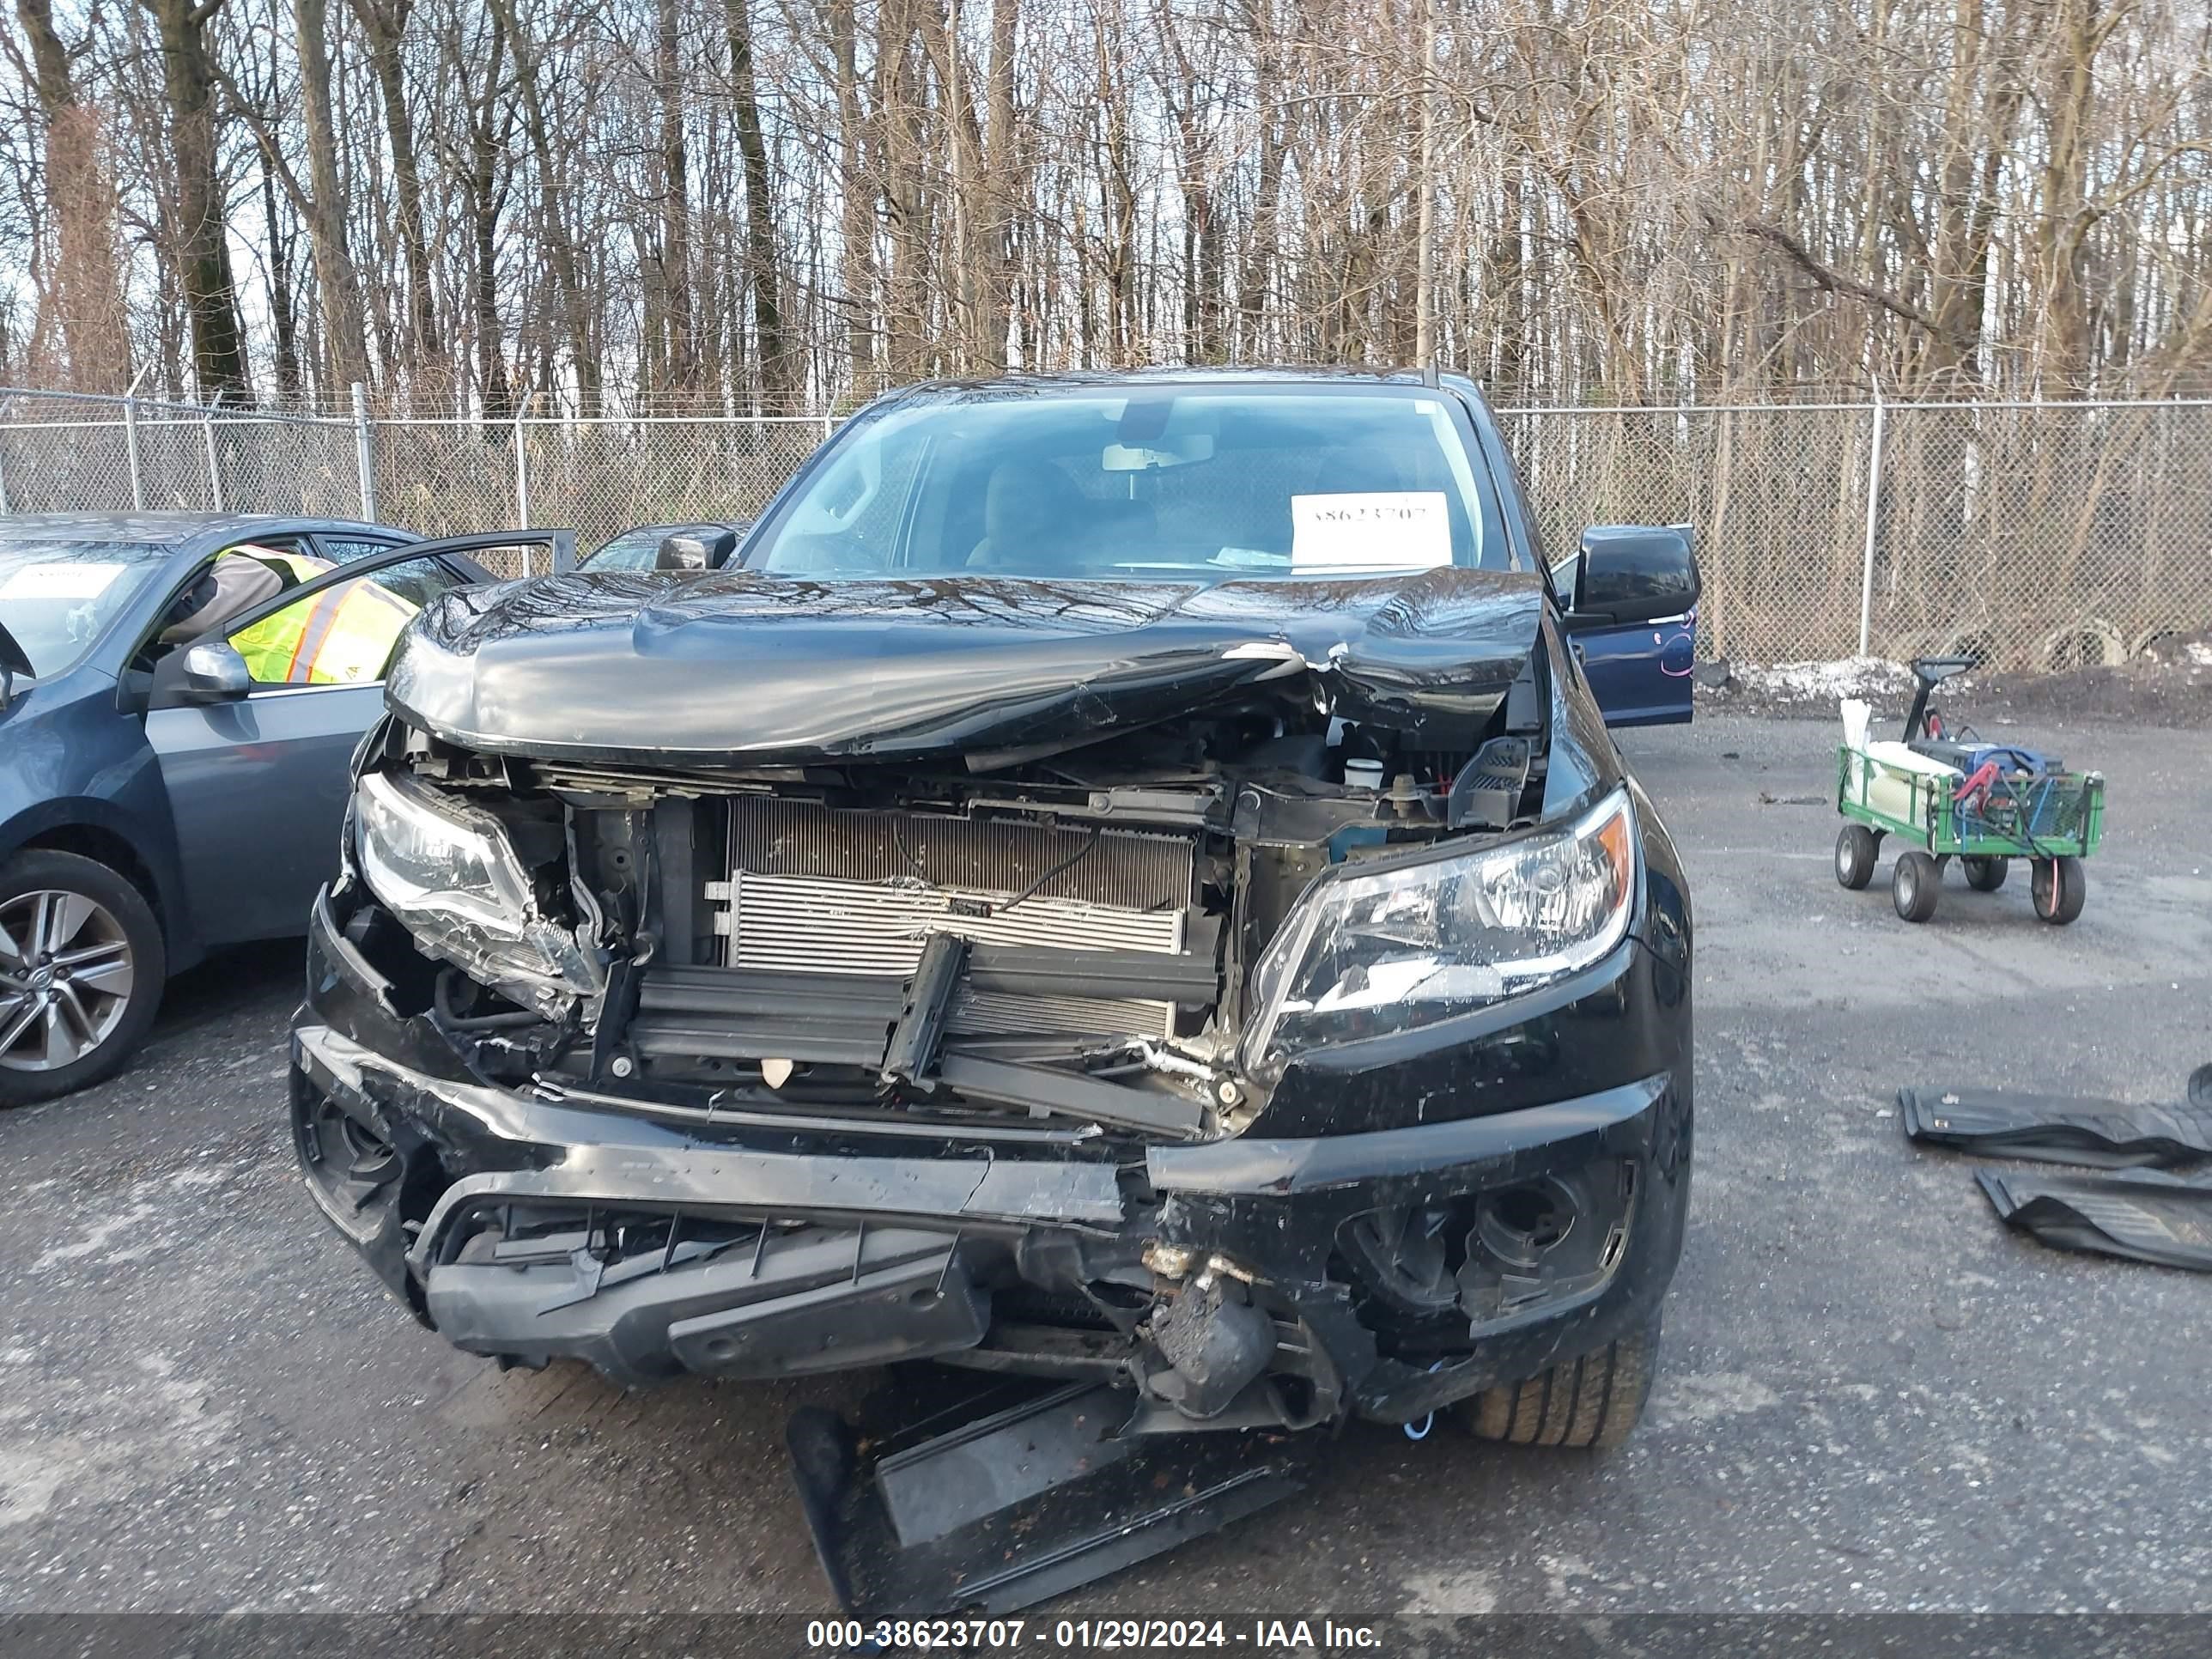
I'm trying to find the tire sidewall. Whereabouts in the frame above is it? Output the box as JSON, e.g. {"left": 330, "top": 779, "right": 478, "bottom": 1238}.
{"left": 0, "top": 850, "right": 167, "bottom": 1107}
{"left": 1893, "top": 852, "right": 1938, "bottom": 921}
{"left": 2032, "top": 857, "right": 2085, "bottom": 925}
{"left": 1835, "top": 825, "right": 1875, "bottom": 890}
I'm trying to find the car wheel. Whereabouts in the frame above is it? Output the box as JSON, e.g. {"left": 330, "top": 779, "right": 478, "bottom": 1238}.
{"left": 0, "top": 851, "right": 167, "bottom": 1108}
{"left": 1962, "top": 856, "right": 2008, "bottom": 892}
{"left": 2031, "top": 856, "right": 2087, "bottom": 925}
{"left": 1834, "top": 824, "right": 1878, "bottom": 890}
{"left": 1462, "top": 1317, "right": 1659, "bottom": 1451}
{"left": 1892, "top": 850, "right": 1940, "bottom": 922}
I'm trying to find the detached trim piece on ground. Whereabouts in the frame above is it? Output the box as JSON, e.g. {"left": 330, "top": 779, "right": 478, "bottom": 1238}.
{"left": 1899, "top": 1085, "right": 2212, "bottom": 1169}
{"left": 1975, "top": 1168, "right": 2212, "bottom": 1273}
{"left": 1899, "top": 1079, "right": 2212, "bottom": 1273}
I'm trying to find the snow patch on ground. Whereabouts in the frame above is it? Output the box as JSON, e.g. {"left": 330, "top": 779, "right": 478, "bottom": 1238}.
{"left": 1647, "top": 1370, "right": 1785, "bottom": 1427}
{"left": 1399, "top": 1566, "right": 1500, "bottom": 1614}
{"left": 29, "top": 1200, "right": 159, "bottom": 1273}
{"left": 1537, "top": 1553, "right": 1600, "bottom": 1605}
{"left": 2188, "top": 641, "right": 2212, "bottom": 667}
{"left": 0, "top": 1352, "right": 234, "bottom": 1529}
{"left": 1727, "top": 656, "right": 1917, "bottom": 702}
{"left": 27, "top": 1164, "right": 240, "bottom": 1273}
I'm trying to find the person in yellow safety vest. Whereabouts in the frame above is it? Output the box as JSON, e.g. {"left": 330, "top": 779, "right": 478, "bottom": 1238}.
{"left": 164, "top": 542, "right": 421, "bottom": 686}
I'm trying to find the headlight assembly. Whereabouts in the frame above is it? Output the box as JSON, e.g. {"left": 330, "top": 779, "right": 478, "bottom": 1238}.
{"left": 353, "top": 770, "right": 604, "bottom": 1019}
{"left": 1243, "top": 787, "right": 1638, "bottom": 1066}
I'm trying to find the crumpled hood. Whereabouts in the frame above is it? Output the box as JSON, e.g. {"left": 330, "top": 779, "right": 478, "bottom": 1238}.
{"left": 386, "top": 567, "right": 1547, "bottom": 766}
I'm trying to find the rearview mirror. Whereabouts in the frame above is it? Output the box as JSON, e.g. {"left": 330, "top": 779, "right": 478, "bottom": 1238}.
{"left": 180, "top": 641, "right": 252, "bottom": 702}
{"left": 656, "top": 526, "right": 742, "bottom": 572}
{"left": 1565, "top": 524, "right": 1699, "bottom": 627}
{"left": 1102, "top": 434, "right": 1215, "bottom": 472}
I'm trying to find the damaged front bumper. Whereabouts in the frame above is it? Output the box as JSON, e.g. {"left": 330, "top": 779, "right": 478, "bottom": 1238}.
{"left": 293, "top": 886, "right": 1691, "bottom": 1428}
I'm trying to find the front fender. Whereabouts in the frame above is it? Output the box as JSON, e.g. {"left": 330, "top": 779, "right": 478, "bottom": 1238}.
{"left": 0, "top": 673, "right": 199, "bottom": 968}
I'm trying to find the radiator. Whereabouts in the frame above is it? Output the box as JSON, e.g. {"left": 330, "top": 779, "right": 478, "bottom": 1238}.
{"left": 725, "top": 798, "right": 1194, "bottom": 909}
{"left": 710, "top": 799, "right": 1196, "bottom": 1039}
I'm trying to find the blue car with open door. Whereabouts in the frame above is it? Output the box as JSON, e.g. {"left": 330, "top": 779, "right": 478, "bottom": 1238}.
{"left": 0, "top": 514, "right": 570, "bottom": 1104}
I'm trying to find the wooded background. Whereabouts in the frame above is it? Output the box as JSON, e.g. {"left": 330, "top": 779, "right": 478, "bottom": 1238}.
{"left": 2, "top": 0, "right": 2209, "bottom": 414}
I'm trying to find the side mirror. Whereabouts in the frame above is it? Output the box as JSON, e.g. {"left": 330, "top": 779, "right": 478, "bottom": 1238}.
{"left": 179, "top": 640, "right": 252, "bottom": 702}
{"left": 655, "top": 534, "right": 713, "bottom": 571}
{"left": 1565, "top": 524, "right": 1699, "bottom": 628}
{"left": 655, "top": 526, "right": 743, "bottom": 572}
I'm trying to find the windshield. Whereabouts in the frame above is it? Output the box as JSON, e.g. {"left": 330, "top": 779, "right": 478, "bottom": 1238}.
{"left": 748, "top": 387, "right": 1513, "bottom": 580}
{"left": 0, "top": 539, "right": 171, "bottom": 678}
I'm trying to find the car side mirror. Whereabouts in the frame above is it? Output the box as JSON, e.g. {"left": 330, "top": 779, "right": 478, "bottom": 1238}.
{"left": 179, "top": 640, "right": 252, "bottom": 702}
{"left": 1564, "top": 524, "right": 1700, "bottom": 629}
{"left": 655, "top": 526, "right": 744, "bottom": 572}
{"left": 655, "top": 534, "right": 713, "bottom": 571}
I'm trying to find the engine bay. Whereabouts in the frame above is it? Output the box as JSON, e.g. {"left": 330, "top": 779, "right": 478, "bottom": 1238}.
{"left": 343, "top": 648, "right": 1556, "bottom": 1142}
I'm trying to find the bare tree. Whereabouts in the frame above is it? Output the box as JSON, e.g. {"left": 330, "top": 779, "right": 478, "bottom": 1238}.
{"left": 3, "top": 0, "right": 2206, "bottom": 410}
{"left": 726, "top": 0, "right": 791, "bottom": 404}
{"left": 141, "top": 0, "right": 251, "bottom": 399}
{"left": 10, "top": 0, "right": 131, "bottom": 388}
{"left": 295, "top": 0, "right": 370, "bottom": 390}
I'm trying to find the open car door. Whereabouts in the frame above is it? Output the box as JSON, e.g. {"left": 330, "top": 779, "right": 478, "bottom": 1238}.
{"left": 1557, "top": 525, "right": 1700, "bottom": 727}
{"left": 142, "top": 531, "right": 574, "bottom": 948}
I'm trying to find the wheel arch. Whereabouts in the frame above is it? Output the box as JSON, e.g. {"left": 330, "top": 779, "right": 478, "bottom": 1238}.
{"left": 1, "top": 804, "right": 199, "bottom": 972}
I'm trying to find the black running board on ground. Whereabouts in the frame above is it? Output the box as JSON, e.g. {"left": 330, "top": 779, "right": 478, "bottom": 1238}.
{"left": 1899, "top": 1085, "right": 2212, "bottom": 1169}
{"left": 1977, "top": 1167, "right": 2212, "bottom": 1272}
{"left": 787, "top": 1375, "right": 1320, "bottom": 1618}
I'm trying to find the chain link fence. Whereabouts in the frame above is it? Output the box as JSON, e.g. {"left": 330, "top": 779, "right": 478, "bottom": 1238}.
{"left": 4, "top": 386, "right": 2208, "bottom": 670}
{"left": 1496, "top": 398, "right": 2212, "bottom": 670}
{"left": 0, "top": 391, "right": 366, "bottom": 520}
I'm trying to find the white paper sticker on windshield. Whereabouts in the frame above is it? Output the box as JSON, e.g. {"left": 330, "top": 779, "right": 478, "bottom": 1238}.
{"left": 1290, "top": 492, "right": 1450, "bottom": 569}
{"left": 0, "top": 562, "right": 126, "bottom": 601}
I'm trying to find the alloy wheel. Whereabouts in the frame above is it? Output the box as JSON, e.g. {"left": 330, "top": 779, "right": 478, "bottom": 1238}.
{"left": 0, "top": 889, "right": 137, "bottom": 1072}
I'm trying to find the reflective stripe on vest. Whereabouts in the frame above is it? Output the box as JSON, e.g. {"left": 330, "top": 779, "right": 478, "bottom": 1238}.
{"left": 284, "top": 586, "right": 350, "bottom": 682}
{"left": 296, "top": 580, "right": 419, "bottom": 684}
{"left": 234, "top": 574, "right": 420, "bottom": 685}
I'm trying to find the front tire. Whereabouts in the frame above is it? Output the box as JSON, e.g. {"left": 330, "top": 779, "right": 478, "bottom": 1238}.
{"left": 1462, "top": 1318, "right": 1660, "bottom": 1451}
{"left": 1892, "top": 850, "right": 1941, "bottom": 922}
{"left": 2032, "top": 856, "right": 2087, "bottom": 925}
{"left": 0, "top": 851, "right": 166, "bottom": 1107}
{"left": 1834, "top": 824, "right": 1878, "bottom": 890}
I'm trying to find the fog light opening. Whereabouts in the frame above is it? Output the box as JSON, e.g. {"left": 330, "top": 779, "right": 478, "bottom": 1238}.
{"left": 298, "top": 1088, "right": 398, "bottom": 1191}
{"left": 1476, "top": 1179, "right": 1577, "bottom": 1268}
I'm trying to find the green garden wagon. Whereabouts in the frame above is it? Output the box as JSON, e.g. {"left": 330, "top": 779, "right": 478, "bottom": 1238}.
{"left": 1832, "top": 659, "right": 2106, "bottom": 926}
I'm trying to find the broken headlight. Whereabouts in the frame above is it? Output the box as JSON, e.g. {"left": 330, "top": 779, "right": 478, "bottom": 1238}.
{"left": 353, "top": 770, "right": 604, "bottom": 1019}
{"left": 1243, "top": 788, "right": 1637, "bottom": 1066}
